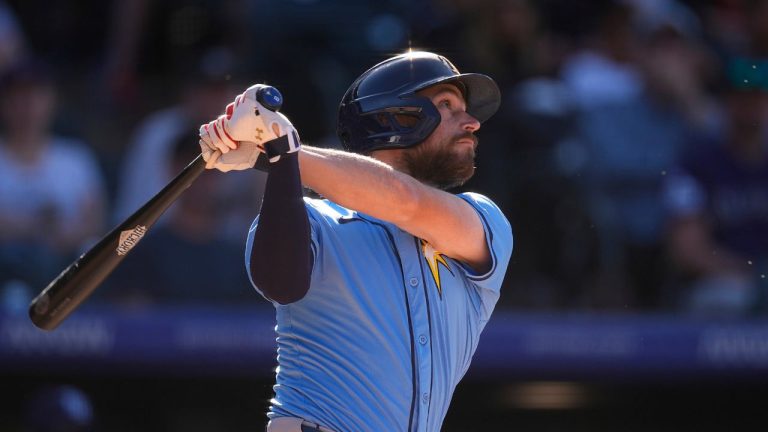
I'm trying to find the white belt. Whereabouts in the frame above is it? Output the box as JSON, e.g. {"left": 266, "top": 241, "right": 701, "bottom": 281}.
{"left": 266, "top": 417, "right": 335, "bottom": 432}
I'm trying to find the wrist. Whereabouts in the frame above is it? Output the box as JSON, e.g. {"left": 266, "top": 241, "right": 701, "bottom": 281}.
{"left": 264, "top": 130, "right": 301, "bottom": 163}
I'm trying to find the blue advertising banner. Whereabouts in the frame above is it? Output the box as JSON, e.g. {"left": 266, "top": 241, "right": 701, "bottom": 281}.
{"left": 3, "top": 306, "right": 768, "bottom": 380}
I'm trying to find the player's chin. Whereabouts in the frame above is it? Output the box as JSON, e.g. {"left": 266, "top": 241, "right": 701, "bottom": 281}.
{"left": 454, "top": 164, "right": 476, "bottom": 186}
{"left": 439, "top": 159, "right": 475, "bottom": 190}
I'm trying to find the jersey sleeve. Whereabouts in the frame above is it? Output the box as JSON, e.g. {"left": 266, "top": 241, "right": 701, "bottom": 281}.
{"left": 457, "top": 192, "right": 513, "bottom": 320}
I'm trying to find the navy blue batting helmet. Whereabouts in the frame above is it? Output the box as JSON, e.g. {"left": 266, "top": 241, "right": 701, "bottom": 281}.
{"left": 337, "top": 51, "right": 501, "bottom": 154}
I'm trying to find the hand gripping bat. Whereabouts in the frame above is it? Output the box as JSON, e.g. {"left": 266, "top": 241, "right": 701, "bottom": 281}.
{"left": 28, "top": 86, "right": 283, "bottom": 331}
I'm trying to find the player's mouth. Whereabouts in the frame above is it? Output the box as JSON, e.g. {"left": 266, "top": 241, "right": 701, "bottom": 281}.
{"left": 455, "top": 134, "right": 478, "bottom": 149}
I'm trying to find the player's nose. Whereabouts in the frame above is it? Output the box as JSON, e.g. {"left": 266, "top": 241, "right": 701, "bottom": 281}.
{"left": 461, "top": 111, "right": 480, "bottom": 132}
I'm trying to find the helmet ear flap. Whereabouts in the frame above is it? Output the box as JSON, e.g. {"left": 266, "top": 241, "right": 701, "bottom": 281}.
{"left": 338, "top": 92, "right": 441, "bottom": 153}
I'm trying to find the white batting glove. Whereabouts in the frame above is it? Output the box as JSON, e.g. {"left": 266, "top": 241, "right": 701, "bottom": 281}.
{"left": 198, "top": 84, "right": 301, "bottom": 171}
{"left": 229, "top": 84, "right": 300, "bottom": 157}
{"left": 231, "top": 84, "right": 300, "bottom": 162}
{"left": 199, "top": 120, "right": 264, "bottom": 172}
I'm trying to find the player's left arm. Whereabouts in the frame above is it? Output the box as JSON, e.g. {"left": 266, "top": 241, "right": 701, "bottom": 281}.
{"left": 199, "top": 85, "right": 310, "bottom": 304}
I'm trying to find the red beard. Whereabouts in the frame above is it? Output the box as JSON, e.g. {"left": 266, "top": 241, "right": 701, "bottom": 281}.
{"left": 402, "top": 133, "right": 477, "bottom": 190}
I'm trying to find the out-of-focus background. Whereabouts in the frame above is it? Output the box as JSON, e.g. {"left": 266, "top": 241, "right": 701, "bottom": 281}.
{"left": 1, "top": 0, "right": 768, "bottom": 430}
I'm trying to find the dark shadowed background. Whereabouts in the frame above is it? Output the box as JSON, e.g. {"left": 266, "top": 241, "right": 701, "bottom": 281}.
{"left": 1, "top": 0, "right": 767, "bottom": 430}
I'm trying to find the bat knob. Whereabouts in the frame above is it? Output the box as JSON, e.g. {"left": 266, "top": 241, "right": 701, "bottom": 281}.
{"left": 256, "top": 86, "right": 283, "bottom": 112}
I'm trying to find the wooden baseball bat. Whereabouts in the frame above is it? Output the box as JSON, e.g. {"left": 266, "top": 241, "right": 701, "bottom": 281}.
{"left": 28, "top": 85, "right": 284, "bottom": 331}
{"left": 28, "top": 154, "right": 208, "bottom": 330}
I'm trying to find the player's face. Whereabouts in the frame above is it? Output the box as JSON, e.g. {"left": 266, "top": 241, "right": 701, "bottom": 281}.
{"left": 402, "top": 84, "right": 481, "bottom": 190}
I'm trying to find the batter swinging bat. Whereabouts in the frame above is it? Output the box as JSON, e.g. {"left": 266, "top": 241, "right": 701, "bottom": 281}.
{"left": 28, "top": 85, "right": 284, "bottom": 331}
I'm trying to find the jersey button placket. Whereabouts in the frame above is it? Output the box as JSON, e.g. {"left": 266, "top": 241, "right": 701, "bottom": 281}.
{"left": 398, "top": 233, "right": 432, "bottom": 430}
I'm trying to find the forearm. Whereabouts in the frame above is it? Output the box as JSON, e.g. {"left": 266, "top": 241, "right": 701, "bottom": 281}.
{"left": 298, "top": 146, "right": 419, "bottom": 225}
{"left": 250, "top": 152, "right": 312, "bottom": 304}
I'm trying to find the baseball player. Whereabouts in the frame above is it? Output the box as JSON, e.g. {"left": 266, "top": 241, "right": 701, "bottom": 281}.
{"left": 198, "top": 51, "right": 513, "bottom": 432}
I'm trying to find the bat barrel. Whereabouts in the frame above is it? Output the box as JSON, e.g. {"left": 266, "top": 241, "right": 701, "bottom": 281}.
{"left": 28, "top": 154, "right": 208, "bottom": 330}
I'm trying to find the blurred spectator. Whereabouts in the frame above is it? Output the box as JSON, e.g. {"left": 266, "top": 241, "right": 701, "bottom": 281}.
{"left": 3, "top": 0, "right": 116, "bottom": 152}
{"left": 455, "top": 0, "right": 591, "bottom": 309}
{"left": 631, "top": 0, "right": 722, "bottom": 136}
{"left": 469, "top": 78, "right": 588, "bottom": 309}
{"left": 112, "top": 48, "right": 264, "bottom": 242}
{"left": 0, "top": 59, "right": 107, "bottom": 292}
{"left": 99, "top": 0, "right": 251, "bottom": 110}
{"left": 103, "top": 131, "right": 258, "bottom": 307}
{"left": 467, "top": 0, "right": 645, "bottom": 310}
{"left": 702, "top": 0, "right": 768, "bottom": 58}
{"left": 561, "top": 0, "right": 715, "bottom": 310}
{"left": 559, "top": 0, "right": 644, "bottom": 110}
{"left": 4, "top": 0, "right": 110, "bottom": 76}
{"left": 0, "top": 1, "right": 25, "bottom": 73}
{"left": 663, "top": 59, "right": 768, "bottom": 317}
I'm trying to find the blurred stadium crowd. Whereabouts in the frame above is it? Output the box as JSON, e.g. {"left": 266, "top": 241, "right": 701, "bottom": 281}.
{"left": 1, "top": 0, "right": 768, "bottom": 319}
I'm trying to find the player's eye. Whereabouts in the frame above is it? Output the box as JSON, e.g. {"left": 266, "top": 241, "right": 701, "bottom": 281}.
{"left": 438, "top": 99, "right": 452, "bottom": 109}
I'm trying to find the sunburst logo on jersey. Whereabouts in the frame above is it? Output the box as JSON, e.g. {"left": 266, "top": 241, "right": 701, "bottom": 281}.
{"left": 421, "top": 239, "right": 454, "bottom": 298}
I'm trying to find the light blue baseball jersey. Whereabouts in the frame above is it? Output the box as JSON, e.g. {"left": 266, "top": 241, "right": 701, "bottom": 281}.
{"left": 245, "top": 192, "right": 512, "bottom": 432}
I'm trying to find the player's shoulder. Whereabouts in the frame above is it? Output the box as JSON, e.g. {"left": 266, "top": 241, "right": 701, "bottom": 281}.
{"left": 457, "top": 192, "right": 504, "bottom": 216}
{"left": 457, "top": 192, "right": 512, "bottom": 234}
{"left": 303, "top": 197, "right": 355, "bottom": 221}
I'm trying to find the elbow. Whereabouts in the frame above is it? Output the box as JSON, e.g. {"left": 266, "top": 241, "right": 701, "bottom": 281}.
{"left": 264, "top": 285, "right": 309, "bottom": 306}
